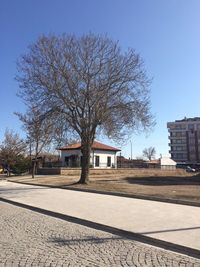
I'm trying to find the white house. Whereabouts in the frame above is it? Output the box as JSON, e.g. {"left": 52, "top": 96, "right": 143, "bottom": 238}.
{"left": 160, "top": 157, "right": 177, "bottom": 170}
{"left": 145, "top": 157, "right": 177, "bottom": 170}
{"left": 59, "top": 141, "right": 121, "bottom": 168}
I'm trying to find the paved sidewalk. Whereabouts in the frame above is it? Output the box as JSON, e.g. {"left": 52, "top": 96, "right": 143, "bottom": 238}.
{"left": 0, "top": 181, "right": 200, "bottom": 253}
{"left": 1, "top": 201, "right": 200, "bottom": 267}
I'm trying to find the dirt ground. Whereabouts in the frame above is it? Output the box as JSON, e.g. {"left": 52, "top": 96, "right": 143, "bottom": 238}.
{"left": 8, "top": 169, "right": 200, "bottom": 204}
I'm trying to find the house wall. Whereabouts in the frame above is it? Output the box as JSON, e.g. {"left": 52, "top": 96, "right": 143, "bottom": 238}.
{"left": 161, "top": 165, "right": 176, "bottom": 170}
{"left": 60, "top": 150, "right": 81, "bottom": 167}
{"left": 92, "top": 150, "right": 117, "bottom": 168}
{"left": 60, "top": 149, "right": 117, "bottom": 168}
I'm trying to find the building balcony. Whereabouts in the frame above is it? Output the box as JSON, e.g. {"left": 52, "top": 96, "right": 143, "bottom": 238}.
{"left": 168, "top": 136, "right": 186, "bottom": 140}
{"left": 168, "top": 128, "right": 186, "bottom": 132}
{"left": 170, "top": 144, "right": 187, "bottom": 147}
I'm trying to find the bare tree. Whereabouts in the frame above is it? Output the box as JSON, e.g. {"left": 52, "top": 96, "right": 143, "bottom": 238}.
{"left": 16, "top": 33, "right": 154, "bottom": 183}
{"left": 143, "top": 146, "right": 156, "bottom": 161}
{"left": 15, "top": 106, "right": 54, "bottom": 178}
{"left": 0, "top": 130, "right": 27, "bottom": 176}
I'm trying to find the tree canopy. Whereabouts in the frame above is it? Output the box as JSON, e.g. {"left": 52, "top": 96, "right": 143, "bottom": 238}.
{"left": 15, "top": 106, "right": 55, "bottom": 177}
{"left": 16, "top": 33, "right": 154, "bottom": 183}
{"left": 143, "top": 146, "right": 156, "bottom": 161}
{"left": 0, "top": 130, "right": 27, "bottom": 176}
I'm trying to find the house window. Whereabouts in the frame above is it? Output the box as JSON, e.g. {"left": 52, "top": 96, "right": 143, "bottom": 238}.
{"left": 65, "top": 156, "right": 69, "bottom": 167}
{"left": 107, "top": 156, "right": 111, "bottom": 167}
{"left": 95, "top": 156, "right": 100, "bottom": 167}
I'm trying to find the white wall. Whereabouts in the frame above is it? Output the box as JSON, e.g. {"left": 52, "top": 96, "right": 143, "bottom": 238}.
{"left": 60, "top": 149, "right": 118, "bottom": 168}
{"left": 160, "top": 157, "right": 176, "bottom": 166}
{"left": 92, "top": 150, "right": 117, "bottom": 168}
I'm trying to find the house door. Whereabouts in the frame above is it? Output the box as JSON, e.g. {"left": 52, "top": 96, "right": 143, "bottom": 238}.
{"left": 65, "top": 157, "right": 69, "bottom": 167}
{"left": 95, "top": 155, "right": 100, "bottom": 167}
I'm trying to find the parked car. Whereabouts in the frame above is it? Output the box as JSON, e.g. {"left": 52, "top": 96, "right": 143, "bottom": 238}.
{"left": 186, "top": 166, "right": 196, "bottom": 172}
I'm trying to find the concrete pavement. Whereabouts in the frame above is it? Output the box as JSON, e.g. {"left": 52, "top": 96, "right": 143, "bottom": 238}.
{"left": 0, "top": 180, "right": 199, "bottom": 254}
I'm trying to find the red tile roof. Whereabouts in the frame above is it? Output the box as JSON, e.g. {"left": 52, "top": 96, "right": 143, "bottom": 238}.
{"left": 145, "top": 159, "right": 160, "bottom": 164}
{"left": 59, "top": 141, "right": 121, "bottom": 152}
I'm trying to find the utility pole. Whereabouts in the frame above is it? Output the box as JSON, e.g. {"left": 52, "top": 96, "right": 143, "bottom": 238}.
{"left": 130, "top": 140, "right": 133, "bottom": 160}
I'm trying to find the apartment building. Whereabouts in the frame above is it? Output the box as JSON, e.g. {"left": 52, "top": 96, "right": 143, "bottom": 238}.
{"left": 167, "top": 117, "right": 200, "bottom": 163}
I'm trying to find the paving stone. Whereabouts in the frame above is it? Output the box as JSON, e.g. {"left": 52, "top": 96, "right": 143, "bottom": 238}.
{"left": 0, "top": 201, "right": 200, "bottom": 267}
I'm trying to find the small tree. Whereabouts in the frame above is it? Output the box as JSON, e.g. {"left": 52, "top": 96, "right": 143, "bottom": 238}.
{"left": 16, "top": 33, "right": 154, "bottom": 183}
{"left": 0, "top": 130, "right": 27, "bottom": 176}
{"left": 143, "top": 146, "right": 156, "bottom": 161}
{"left": 11, "top": 155, "right": 31, "bottom": 175}
{"left": 15, "top": 106, "right": 54, "bottom": 178}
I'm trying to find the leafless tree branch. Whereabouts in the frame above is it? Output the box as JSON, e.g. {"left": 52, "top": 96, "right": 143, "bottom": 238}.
{"left": 16, "top": 33, "right": 155, "bottom": 183}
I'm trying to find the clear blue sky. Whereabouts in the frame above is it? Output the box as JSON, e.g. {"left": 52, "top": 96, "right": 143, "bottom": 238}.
{"left": 1, "top": 0, "right": 200, "bottom": 158}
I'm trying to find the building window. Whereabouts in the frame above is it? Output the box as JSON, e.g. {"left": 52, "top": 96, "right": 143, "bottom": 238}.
{"left": 190, "top": 153, "right": 196, "bottom": 160}
{"left": 175, "top": 124, "right": 184, "bottom": 130}
{"left": 171, "top": 132, "right": 185, "bottom": 137}
{"left": 189, "top": 138, "right": 195, "bottom": 144}
{"left": 107, "top": 156, "right": 111, "bottom": 167}
{"left": 177, "top": 146, "right": 183, "bottom": 151}
{"left": 189, "top": 146, "right": 195, "bottom": 152}
{"left": 188, "top": 124, "right": 194, "bottom": 130}
{"left": 95, "top": 156, "right": 100, "bottom": 167}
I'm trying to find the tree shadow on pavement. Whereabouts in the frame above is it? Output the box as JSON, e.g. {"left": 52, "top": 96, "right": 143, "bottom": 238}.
{"left": 48, "top": 236, "right": 122, "bottom": 246}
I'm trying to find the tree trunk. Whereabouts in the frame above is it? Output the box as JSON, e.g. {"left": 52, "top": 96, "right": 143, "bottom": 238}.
{"left": 7, "top": 165, "right": 11, "bottom": 177}
{"left": 32, "top": 161, "right": 36, "bottom": 178}
{"left": 78, "top": 142, "right": 91, "bottom": 184}
{"left": 32, "top": 147, "right": 38, "bottom": 178}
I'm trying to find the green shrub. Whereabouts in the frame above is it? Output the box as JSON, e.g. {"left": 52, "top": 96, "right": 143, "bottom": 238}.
{"left": 11, "top": 155, "right": 31, "bottom": 175}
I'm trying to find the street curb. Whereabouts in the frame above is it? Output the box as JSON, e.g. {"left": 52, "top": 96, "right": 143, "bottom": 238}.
{"left": 0, "top": 196, "right": 199, "bottom": 260}
{"left": 7, "top": 179, "right": 200, "bottom": 207}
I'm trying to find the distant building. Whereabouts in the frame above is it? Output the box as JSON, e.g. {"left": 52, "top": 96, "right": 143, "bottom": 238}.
{"left": 117, "top": 156, "right": 146, "bottom": 168}
{"left": 160, "top": 157, "right": 176, "bottom": 170}
{"left": 167, "top": 117, "right": 200, "bottom": 164}
{"left": 117, "top": 156, "right": 176, "bottom": 170}
{"left": 145, "top": 159, "right": 160, "bottom": 168}
{"left": 145, "top": 157, "right": 176, "bottom": 170}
